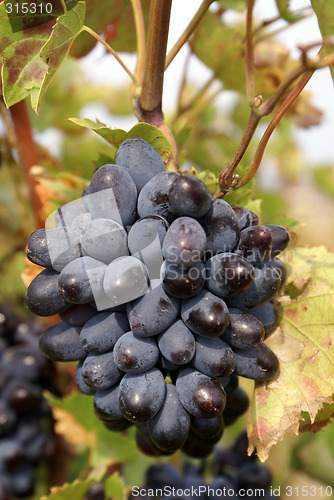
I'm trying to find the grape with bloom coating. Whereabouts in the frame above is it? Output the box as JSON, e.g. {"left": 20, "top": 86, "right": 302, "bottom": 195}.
{"left": 168, "top": 175, "right": 213, "bottom": 218}
{"left": 181, "top": 290, "right": 229, "bottom": 338}
{"left": 162, "top": 217, "right": 207, "bottom": 267}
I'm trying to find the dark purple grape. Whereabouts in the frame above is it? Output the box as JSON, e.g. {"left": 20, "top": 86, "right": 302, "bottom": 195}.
{"left": 135, "top": 429, "right": 163, "bottom": 457}
{"left": 85, "top": 482, "right": 105, "bottom": 500}
{"left": 257, "top": 258, "right": 287, "bottom": 287}
{"left": 161, "top": 260, "right": 205, "bottom": 298}
{"left": 53, "top": 201, "right": 86, "bottom": 228}
{"left": 80, "top": 312, "right": 129, "bottom": 354}
{"left": 0, "top": 345, "right": 49, "bottom": 382}
{"left": 249, "top": 303, "right": 277, "bottom": 337}
{"left": 250, "top": 211, "right": 259, "bottom": 225}
{"left": 26, "top": 228, "right": 52, "bottom": 268}
{"left": 137, "top": 171, "right": 180, "bottom": 223}
{"left": 162, "top": 217, "right": 207, "bottom": 267}
{"left": 80, "top": 218, "right": 128, "bottom": 264}
{"left": 42, "top": 226, "right": 83, "bottom": 271}
{"left": 88, "top": 164, "right": 137, "bottom": 225}
{"left": 181, "top": 438, "right": 214, "bottom": 458}
{"left": 168, "top": 175, "right": 213, "bottom": 217}
{"left": 235, "top": 226, "right": 272, "bottom": 265}
{"left": 223, "top": 308, "right": 265, "bottom": 349}
{"left": 191, "top": 336, "right": 235, "bottom": 378}
{"left": 116, "top": 138, "right": 166, "bottom": 191}
{"left": 158, "top": 320, "right": 195, "bottom": 365}
{"left": 24, "top": 432, "right": 49, "bottom": 462}
{"left": 39, "top": 322, "right": 86, "bottom": 362}
{"left": 74, "top": 361, "right": 96, "bottom": 396}
{"left": 223, "top": 386, "right": 250, "bottom": 426}
{"left": 0, "top": 401, "right": 17, "bottom": 437}
{"left": 188, "top": 425, "right": 223, "bottom": 447}
{"left": 59, "top": 304, "right": 97, "bottom": 326}
{"left": 234, "top": 344, "right": 279, "bottom": 381}
{"left": 26, "top": 269, "right": 70, "bottom": 317}
{"left": 181, "top": 290, "right": 229, "bottom": 338}
{"left": 218, "top": 372, "right": 239, "bottom": 395}
{"left": 0, "top": 474, "right": 13, "bottom": 500}
{"left": 94, "top": 385, "right": 123, "bottom": 421}
{"left": 8, "top": 462, "right": 35, "bottom": 497}
{"left": 102, "top": 418, "right": 132, "bottom": 432}
{"left": 225, "top": 266, "right": 282, "bottom": 310}
{"left": 198, "top": 199, "right": 240, "bottom": 254}
{"left": 58, "top": 256, "right": 106, "bottom": 305}
{"left": 103, "top": 256, "right": 149, "bottom": 306}
{"left": 81, "top": 351, "right": 123, "bottom": 390}
{"left": 235, "top": 462, "right": 272, "bottom": 492}
{"left": 2, "top": 379, "right": 42, "bottom": 413}
{"left": 232, "top": 206, "right": 253, "bottom": 230}
{"left": 144, "top": 463, "right": 181, "bottom": 490}
{"left": 127, "top": 284, "right": 180, "bottom": 337}
{"left": 176, "top": 368, "right": 226, "bottom": 418}
{"left": 148, "top": 384, "right": 190, "bottom": 453}
{"left": 266, "top": 224, "right": 290, "bottom": 257}
{"left": 128, "top": 216, "right": 168, "bottom": 280}
{"left": 190, "top": 414, "right": 224, "bottom": 444}
{"left": 118, "top": 368, "right": 166, "bottom": 422}
{"left": 113, "top": 331, "right": 159, "bottom": 373}
{"left": 205, "top": 253, "right": 255, "bottom": 297}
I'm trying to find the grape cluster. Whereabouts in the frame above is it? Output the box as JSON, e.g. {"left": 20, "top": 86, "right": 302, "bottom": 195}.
{"left": 25, "top": 137, "right": 289, "bottom": 457}
{"left": 0, "top": 309, "right": 56, "bottom": 499}
{"left": 128, "top": 432, "right": 276, "bottom": 499}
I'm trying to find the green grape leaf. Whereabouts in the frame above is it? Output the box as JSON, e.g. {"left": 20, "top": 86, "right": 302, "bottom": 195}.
{"left": 299, "top": 401, "right": 334, "bottom": 433}
{"left": 248, "top": 246, "right": 334, "bottom": 462}
{"left": 189, "top": 13, "right": 246, "bottom": 93}
{"left": 104, "top": 473, "right": 127, "bottom": 500}
{"left": 68, "top": 117, "right": 128, "bottom": 148}
{"left": 126, "top": 123, "right": 172, "bottom": 164}
{"left": 45, "top": 391, "right": 138, "bottom": 477}
{"left": 311, "top": 0, "right": 334, "bottom": 84}
{"left": 40, "top": 478, "right": 95, "bottom": 500}
{"left": 68, "top": 118, "right": 173, "bottom": 164}
{"left": 275, "top": 0, "right": 304, "bottom": 23}
{"left": 189, "top": 11, "right": 297, "bottom": 101}
{"left": 71, "top": 0, "right": 150, "bottom": 57}
{"left": 197, "top": 170, "right": 219, "bottom": 195}
{"left": 1, "top": 0, "right": 85, "bottom": 112}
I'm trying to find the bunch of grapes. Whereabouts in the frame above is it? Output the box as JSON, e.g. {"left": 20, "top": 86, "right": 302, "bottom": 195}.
{"left": 0, "top": 309, "right": 56, "bottom": 499}
{"left": 128, "top": 435, "right": 276, "bottom": 499}
{"left": 84, "top": 432, "right": 276, "bottom": 499}
{"left": 25, "top": 137, "right": 289, "bottom": 457}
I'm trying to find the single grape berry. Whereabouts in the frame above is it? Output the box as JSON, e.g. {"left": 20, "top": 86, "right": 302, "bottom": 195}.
{"left": 168, "top": 174, "right": 213, "bottom": 217}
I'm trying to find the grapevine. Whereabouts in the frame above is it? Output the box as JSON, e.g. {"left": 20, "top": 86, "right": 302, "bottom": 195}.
{"left": 1, "top": 0, "right": 334, "bottom": 498}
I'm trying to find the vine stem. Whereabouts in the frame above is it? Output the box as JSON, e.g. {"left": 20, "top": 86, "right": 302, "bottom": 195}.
{"left": 246, "top": 0, "right": 256, "bottom": 105}
{"left": 219, "top": 48, "right": 334, "bottom": 191}
{"left": 9, "top": 101, "right": 44, "bottom": 229}
{"left": 135, "top": 0, "right": 178, "bottom": 167}
{"left": 82, "top": 26, "right": 138, "bottom": 85}
{"left": 139, "top": 0, "right": 172, "bottom": 114}
{"left": 236, "top": 71, "right": 314, "bottom": 189}
{"left": 130, "top": 0, "right": 146, "bottom": 84}
{"left": 165, "top": 0, "right": 215, "bottom": 70}
{"left": 219, "top": 111, "right": 260, "bottom": 189}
